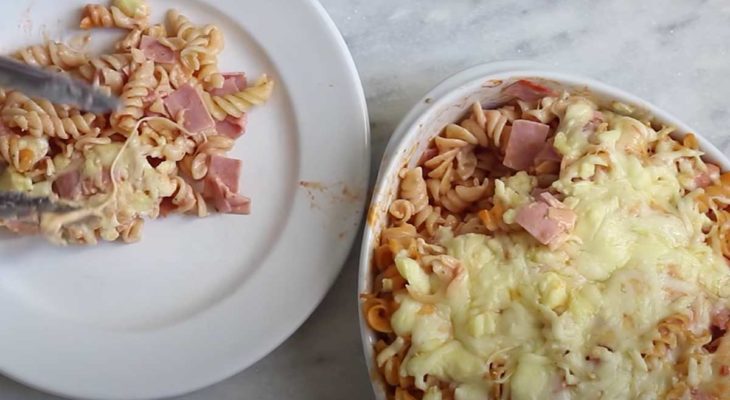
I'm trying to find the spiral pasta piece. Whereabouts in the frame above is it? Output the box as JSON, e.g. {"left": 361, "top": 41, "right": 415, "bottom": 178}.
{"left": 167, "top": 11, "right": 220, "bottom": 72}
{"left": 111, "top": 60, "right": 155, "bottom": 134}
{"left": 484, "top": 108, "right": 512, "bottom": 152}
{"left": 116, "top": 28, "right": 143, "bottom": 51}
{"left": 440, "top": 178, "right": 489, "bottom": 214}
{"left": 520, "top": 96, "right": 559, "bottom": 124}
{"left": 169, "top": 176, "right": 207, "bottom": 216}
{"left": 195, "top": 134, "right": 235, "bottom": 156}
{"left": 152, "top": 65, "right": 174, "bottom": 97}
{"left": 196, "top": 53, "right": 225, "bottom": 90}
{"left": 119, "top": 218, "right": 144, "bottom": 243}
{"left": 399, "top": 167, "right": 428, "bottom": 213}
{"left": 2, "top": 96, "right": 99, "bottom": 140}
{"left": 362, "top": 297, "right": 393, "bottom": 333}
{"left": 79, "top": 4, "right": 147, "bottom": 30}
{"left": 167, "top": 9, "right": 198, "bottom": 41}
{"left": 190, "top": 153, "right": 209, "bottom": 180}
{"left": 77, "top": 53, "right": 133, "bottom": 80}
{"left": 207, "top": 74, "right": 274, "bottom": 119}
{"left": 388, "top": 199, "right": 414, "bottom": 224}
{"left": 14, "top": 41, "right": 88, "bottom": 70}
{"left": 0, "top": 134, "right": 49, "bottom": 173}
{"left": 412, "top": 205, "right": 442, "bottom": 236}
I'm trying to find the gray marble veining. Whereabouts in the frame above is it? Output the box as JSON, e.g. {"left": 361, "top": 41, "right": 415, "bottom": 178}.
{"left": 2, "top": 0, "right": 729, "bottom": 399}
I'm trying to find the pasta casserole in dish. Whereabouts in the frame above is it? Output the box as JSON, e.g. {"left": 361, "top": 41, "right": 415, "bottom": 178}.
{"left": 362, "top": 78, "right": 730, "bottom": 400}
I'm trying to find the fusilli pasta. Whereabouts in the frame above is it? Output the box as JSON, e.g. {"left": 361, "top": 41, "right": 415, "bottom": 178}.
{"left": 0, "top": 0, "right": 273, "bottom": 244}
{"left": 79, "top": 3, "right": 148, "bottom": 30}
{"left": 205, "top": 74, "right": 274, "bottom": 120}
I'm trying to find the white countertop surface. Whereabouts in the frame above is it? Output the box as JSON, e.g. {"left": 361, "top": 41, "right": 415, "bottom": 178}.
{"left": 3, "top": 0, "right": 730, "bottom": 399}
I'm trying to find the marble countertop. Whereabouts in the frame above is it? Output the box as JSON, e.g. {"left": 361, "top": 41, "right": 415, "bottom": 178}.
{"left": 3, "top": 0, "right": 730, "bottom": 399}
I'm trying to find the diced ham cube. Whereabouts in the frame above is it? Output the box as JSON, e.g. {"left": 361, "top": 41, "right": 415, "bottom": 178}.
{"left": 503, "top": 79, "right": 556, "bottom": 102}
{"left": 516, "top": 192, "right": 576, "bottom": 246}
{"left": 163, "top": 84, "right": 215, "bottom": 133}
{"left": 53, "top": 170, "right": 81, "bottom": 200}
{"left": 531, "top": 187, "right": 550, "bottom": 198}
{"left": 537, "top": 192, "right": 563, "bottom": 208}
{"left": 515, "top": 201, "right": 563, "bottom": 245}
{"left": 206, "top": 155, "right": 241, "bottom": 193}
{"left": 202, "top": 155, "right": 250, "bottom": 214}
{"left": 139, "top": 35, "right": 176, "bottom": 64}
{"left": 503, "top": 119, "right": 550, "bottom": 170}
{"left": 547, "top": 207, "right": 576, "bottom": 230}
{"left": 206, "top": 176, "right": 251, "bottom": 214}
{"left": 215, "top": 114, "right": 247, "bottom": 139}
{"left": 210, "top": 73, "right": 247, "bottom": 96}
{"left": 695, "top": 163, "right": 720, "bottom": 189}
{"left": 535, "top": 141, "right": 561, "bottom": 164}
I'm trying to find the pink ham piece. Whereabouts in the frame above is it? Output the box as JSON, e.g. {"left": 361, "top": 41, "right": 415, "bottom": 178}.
{"left": 503, "top": 80, "right": 556, "bottom": 102}
{"left": 547, "top": 207, "right": 576, "bottom": 230}
{"left": 206, "top": 176, "right": 251, "bottom": 214}
{"left": 203, "top": 155, "right": 250, "bottom": 214}
{"left": 694, "top": 163, "right": 720, "bottom": 189}
{"left": 534, "top": 141, "right": 561, "bottom": 164}
{"left": 215, "top": 114, "right": 247, "bottom": 139}
{"left": 515, "top": 202, "right": 563, "bottom": 245}
{"left": 53, "top": 170, "right": 81, "bottom": 200}
{"left": 139, "top": 35, "right": 176, "bottom": 64}
{"left": 163, "top": 84, "right": 214, "bottom": 133}
{"left": 210, "top": 73, "right": 247, "bottom": 96}
{"left": 206, "top": 155, "right": 241, "bottom": 193}
{"left": 418, "top": 147, "right": 439, "bottom": 165}
{"left": 516, "top": 192, "right": 576, "bottom": 246}
{"left": 538, "top": 192, "right": 563, "bottom": 208}
{"left": 503, "top": 119, "right": 550, "bottom": 170}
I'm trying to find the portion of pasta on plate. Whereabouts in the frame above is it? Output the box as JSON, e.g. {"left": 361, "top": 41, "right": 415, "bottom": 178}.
{"left": 0, "top": 0, "right": 273, "bottom": 244}
{"left": 363, "top": 81, "right": 730, "bottom": 399}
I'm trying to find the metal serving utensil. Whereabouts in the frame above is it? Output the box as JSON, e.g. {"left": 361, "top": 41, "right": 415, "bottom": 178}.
{"left": 0, "top": 191, "right": 77, "bottom": 219}
{"left": 0, "top": 56, "right": 121, "bottom": 113}
{"left": 0, "top": 58, "right": 118, "bottom": 219}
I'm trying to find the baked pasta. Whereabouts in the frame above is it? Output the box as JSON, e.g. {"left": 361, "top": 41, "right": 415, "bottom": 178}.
{"left": 363, "top": 80, "right": 730, "bottom": 400}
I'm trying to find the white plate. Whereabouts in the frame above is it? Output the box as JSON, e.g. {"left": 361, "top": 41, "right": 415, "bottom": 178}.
{"left": 358, "top": 62, "right": 728, "bottom": 399}
{"left": 0, "top": 1, "right": 369, "bottom": 399}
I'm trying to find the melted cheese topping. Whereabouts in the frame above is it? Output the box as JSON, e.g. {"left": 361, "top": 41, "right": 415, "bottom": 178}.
{"left": 390, "top": 99, "right": 730, "bottom": 399}
{"left": 40, "top": 131, "right": 177, "bottom": 244}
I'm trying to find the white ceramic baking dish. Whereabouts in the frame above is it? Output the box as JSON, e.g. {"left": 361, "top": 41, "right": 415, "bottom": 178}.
{"left": 357, "top": 61, "right": 729, "bottom": 399}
